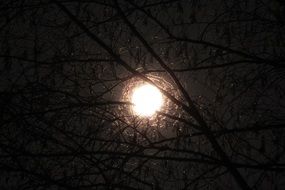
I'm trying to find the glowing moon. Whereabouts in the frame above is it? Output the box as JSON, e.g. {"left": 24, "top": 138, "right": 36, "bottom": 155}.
{"left": 131, "top": 84, "right": 163, "bottom": 117}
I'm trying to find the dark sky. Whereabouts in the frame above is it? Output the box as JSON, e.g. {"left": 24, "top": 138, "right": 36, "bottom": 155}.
{"left": 0, "top": 0, "right": 285, "bottom": 189}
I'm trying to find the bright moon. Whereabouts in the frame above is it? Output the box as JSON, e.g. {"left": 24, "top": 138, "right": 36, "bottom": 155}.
{"left": 131, "top": 84, "right": 163, "bottom": 117}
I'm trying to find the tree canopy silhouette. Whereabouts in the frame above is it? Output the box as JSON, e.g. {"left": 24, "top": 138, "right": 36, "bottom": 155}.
{"left": 0, "top": 0, "right": 285, "bottom": 189}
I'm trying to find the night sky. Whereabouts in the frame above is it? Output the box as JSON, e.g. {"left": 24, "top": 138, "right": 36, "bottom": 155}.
{"left": 0, "top": 0, "right": 285, "bottom": 189}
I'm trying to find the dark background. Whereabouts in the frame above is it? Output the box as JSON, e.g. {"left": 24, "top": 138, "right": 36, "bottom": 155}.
{"left": 0, "top": 0, "right": 285, "bottom": 189}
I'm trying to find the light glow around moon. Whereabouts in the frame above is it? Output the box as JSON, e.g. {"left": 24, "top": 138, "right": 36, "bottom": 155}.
{"left": 131, "top": 84, "right": 163, "bottom": 117}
